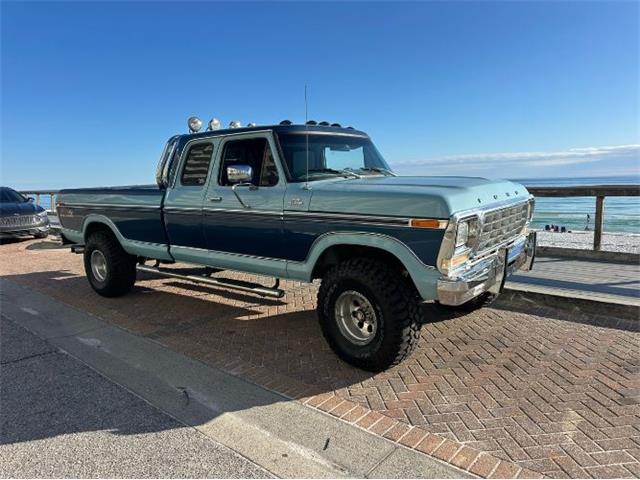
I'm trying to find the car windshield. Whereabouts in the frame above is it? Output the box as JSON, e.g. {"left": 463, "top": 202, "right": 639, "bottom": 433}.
{"left": 0, "top": 188, "right": 27, "bottom": 204}
{"left": 276, "top": 133, "right": 392, "bottom": 182}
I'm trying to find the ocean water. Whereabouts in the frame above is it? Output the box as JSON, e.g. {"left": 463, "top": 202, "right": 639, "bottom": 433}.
{"left": 515, "top": 175, "right": 640, "bottom": 234}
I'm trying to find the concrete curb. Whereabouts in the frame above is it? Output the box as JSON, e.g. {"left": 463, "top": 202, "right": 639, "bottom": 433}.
{"left": 537, "top": 246, "right": 640, "bottom": 264}
{"left": 503, "top": 284, "right": 639, "bottom": 323}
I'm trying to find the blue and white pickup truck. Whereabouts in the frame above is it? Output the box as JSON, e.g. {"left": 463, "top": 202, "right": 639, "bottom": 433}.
{"left": 58, "top": 118, "right": 536, "bottom": 371}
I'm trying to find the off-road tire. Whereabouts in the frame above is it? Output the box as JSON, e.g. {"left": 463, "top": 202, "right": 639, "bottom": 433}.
{"left": 317, "top": 258, "right": 422, "bottom": 372}
{"left": 84, "top": 231, "right": 137, "bottom": 297}
{"left": 437, "top": 292, "right": 498, "bottom": 312}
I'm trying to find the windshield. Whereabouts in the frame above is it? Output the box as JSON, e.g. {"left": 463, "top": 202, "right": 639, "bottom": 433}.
{"left": 276, "top": 133, "right": 392, "bottom": 182}
{"left": 0, "top": 188, "right": 27, "bottom": 204}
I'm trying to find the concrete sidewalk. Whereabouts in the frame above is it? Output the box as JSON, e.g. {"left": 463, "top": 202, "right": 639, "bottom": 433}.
{"left": 507, "top": 256, "right": 639, "bottom": 305}
{"left": 0, "top": 316, "right": 270, "bottom": 478}
{"left": 0, "top": 279, "right": 466, "bottom": 479}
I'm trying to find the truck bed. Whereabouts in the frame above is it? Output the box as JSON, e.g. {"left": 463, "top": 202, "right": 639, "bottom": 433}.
{"left": 57, "top": 185, "right": 168, "bottom": 246}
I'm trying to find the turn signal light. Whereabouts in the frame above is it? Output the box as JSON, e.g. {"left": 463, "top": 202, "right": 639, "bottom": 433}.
{"left": 409, "top": 219, "right": 448, "bottom": 229}
{"left": 441, "top": 252, "right": 470, "bottom": 271}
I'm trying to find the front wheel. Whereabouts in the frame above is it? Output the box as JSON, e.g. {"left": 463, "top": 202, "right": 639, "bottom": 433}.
{"left": 84, "top": 231, "right": 137, "bottom": 297}
{"left": 317, "top": 258, "right": 422, "bottom": 372}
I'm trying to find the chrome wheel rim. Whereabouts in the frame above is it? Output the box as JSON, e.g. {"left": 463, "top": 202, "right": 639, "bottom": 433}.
{"left": 90, "top": 250, "right": 108, "bottom": 282}
{"left": 334, "top": 290, "right": 377, "bottom": 346}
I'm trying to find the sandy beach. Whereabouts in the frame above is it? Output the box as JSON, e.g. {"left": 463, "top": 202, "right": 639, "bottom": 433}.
{"left": 536, "top": 230, "right": 640, "bottom": 254}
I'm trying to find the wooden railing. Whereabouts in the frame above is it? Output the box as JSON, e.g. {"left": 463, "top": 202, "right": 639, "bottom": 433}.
{"left": 526, "top": 185, "right": 640, "bottom": 251}
{"left": 18, "top": 190, "right": 60, "bottom": 215}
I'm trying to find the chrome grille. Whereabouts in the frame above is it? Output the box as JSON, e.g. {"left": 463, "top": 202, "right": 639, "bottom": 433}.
{"left": 0, "top": 215, "right": 39, "bottom": 228}
{"left": 477, "top": 202, "right": 529, "bottom": 252}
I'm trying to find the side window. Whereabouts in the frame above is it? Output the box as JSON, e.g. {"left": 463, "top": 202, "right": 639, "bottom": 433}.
{"left": 219, "top": 138, "right": 279, "bottom": 187}
{"left": 180, "top": 142, "right": 214, "bottom": 186}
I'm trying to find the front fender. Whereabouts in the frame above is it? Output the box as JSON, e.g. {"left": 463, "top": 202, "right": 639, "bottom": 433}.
{"left": 286, "top": 231, "right": 441, "bottom": 300}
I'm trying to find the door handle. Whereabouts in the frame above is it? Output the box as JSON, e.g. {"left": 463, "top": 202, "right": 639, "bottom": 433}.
{"left": 208, "top": 196, "right": 222, "bottom": 202}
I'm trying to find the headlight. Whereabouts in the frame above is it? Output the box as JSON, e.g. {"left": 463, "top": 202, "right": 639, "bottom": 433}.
{"left": 455, "top": 221, "right": 469, "bottom": 248}
{"left": 37, "top": 210, "right": 48, "bottom": 218}
{"left": 455, "top": 218, "right": 479, "bottom": 250}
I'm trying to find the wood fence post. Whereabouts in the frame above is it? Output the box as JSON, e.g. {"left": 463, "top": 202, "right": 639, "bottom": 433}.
{"left": 594, "top": 195, "right": 605, "bottom": 251}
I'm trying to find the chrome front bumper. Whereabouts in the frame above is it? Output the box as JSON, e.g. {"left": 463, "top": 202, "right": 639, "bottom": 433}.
{"left": 437, "top": 231, "right": 536, "bottom": 306}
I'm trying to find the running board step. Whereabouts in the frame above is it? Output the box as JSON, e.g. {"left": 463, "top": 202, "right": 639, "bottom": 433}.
{"left": 136, "top": 264, "right": 284, "bottom": 299}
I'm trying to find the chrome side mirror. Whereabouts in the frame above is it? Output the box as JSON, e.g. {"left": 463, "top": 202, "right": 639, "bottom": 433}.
{"left": 227, "top": 165, "right": 253, "bottom": 184}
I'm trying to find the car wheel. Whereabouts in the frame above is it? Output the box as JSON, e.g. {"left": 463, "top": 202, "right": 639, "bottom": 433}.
{"left": 84, "top": 231, "right": 136, "bottom": 297}
{"left": 317, "top": 258, "right": 422, "bottom": 372}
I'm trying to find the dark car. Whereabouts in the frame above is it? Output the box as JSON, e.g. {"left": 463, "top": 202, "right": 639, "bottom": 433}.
{"left": 0, "top": 187, "right": 50, "bottom": 239}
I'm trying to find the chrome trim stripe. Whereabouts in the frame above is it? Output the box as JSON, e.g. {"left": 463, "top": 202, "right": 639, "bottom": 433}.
{"left": 285, "top": 210, "right": 411, "bottom": 227}
{"left": 61, "top": 203, "right": 160, "bottom": 211}
{"left": 202, "top": 207, "right": 282, "bottom": 217}
{"left": 130, "top": 239, "right": 169, "bottom": 249}
{"left": 166, "top": 206, "right": 442, "bottom": 229}
{"left": 171, "top": 244, "right": 288, "bottom": 263}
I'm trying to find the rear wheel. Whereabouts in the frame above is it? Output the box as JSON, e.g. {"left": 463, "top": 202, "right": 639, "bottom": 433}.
{"left": 84, "top": 231, "right": 136, "bottom": 297}
{"left": 317, "top": 258, "right": 422, "bottom": 372}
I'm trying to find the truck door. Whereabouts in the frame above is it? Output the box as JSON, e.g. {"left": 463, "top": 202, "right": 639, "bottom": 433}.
{"left": 163, "top": 138, "right": 217, "bottom": 255}
{"left": 202, "top": 132, "right": 286, "bottom": 275}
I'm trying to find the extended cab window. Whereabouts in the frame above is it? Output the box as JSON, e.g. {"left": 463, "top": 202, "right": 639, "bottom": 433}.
{"left": 219, "top": 138, "right": 279, "bottom": 187}
{"left": 181, "top": 142, "right": 214, "bottom": 186}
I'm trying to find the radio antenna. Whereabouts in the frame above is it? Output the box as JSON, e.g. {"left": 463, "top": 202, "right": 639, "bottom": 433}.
{"left": 304, "top": 84, "right": 310, "bottom": 190}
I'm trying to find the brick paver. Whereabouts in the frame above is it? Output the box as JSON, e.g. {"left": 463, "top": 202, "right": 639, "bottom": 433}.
{"left": 1, "top": 238, "right": 639, "bottom": 478}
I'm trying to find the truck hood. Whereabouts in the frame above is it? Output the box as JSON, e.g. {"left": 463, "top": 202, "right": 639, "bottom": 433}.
{"left": 307, "top": 176, "right": 530, "bottom": 218}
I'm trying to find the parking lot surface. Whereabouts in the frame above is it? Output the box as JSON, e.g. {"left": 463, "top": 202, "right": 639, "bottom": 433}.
{"left": 1, "top": 238, "right": 639, "bottom": 478}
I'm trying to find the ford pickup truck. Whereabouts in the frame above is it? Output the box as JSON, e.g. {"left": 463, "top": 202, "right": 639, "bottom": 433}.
{"left": 57, "top": 118, "right": 536, "bottom": 371}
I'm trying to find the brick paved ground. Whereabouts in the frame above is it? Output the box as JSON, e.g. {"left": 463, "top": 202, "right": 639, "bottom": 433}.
{"left": 1, "top": 238, "right": 639, "bottom": 478}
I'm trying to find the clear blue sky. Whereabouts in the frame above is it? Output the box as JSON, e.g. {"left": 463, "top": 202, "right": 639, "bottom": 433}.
{"left": 2, "top": 1, "right": 638, "bottom": 189}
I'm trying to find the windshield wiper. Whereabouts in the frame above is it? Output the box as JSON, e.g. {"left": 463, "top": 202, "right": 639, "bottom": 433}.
{"left": 307, "top": 168, "right": 361, "bottom": 179}
{"left": 358, "top": 167, "right": 397, "bottom": 176}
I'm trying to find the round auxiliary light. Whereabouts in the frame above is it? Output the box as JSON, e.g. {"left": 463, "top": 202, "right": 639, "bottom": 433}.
{"left": 318, "top": 121, "right": 330, "bottom": 126}
{"left": 229, "top": 120, "right": 242, "bottom": 129}
{"left": 279, "top": 119, "right": 292, "bottom": 125}
{"left": 306, "top": 120, "right": 317, "bottom": 126}
{"left": 188, "top": 116, "right": 203, "bottom": 133}
{"left": 247, "top": 122, "right": 257, "bottom": 127}
{"left": 331, "top": 123, "right": 341, "bottom": 127}
{"left": 207, "top": 118, "right": 221, "bottom": 131}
